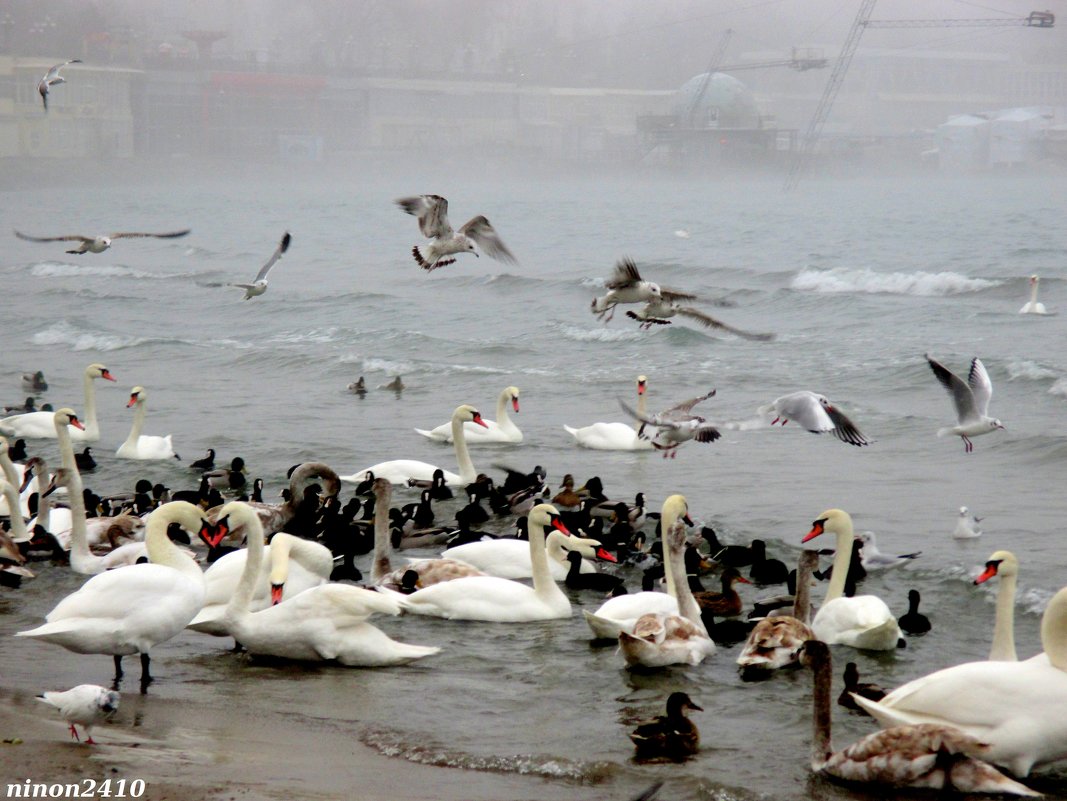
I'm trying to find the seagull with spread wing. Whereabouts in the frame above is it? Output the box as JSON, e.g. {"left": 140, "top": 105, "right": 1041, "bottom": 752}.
{"left": 591, "top": 257, "right": 689, "bottom": 322}
{"left": 15, "top": 228, "right": 190, "bottom": 254}
{"left": 396, "top": 194, "right": 516, "bottom": 271}
{"left": 925, "top": 353, "right": 1005, "bottom": 452}
{"left": 756, "top": 391, "right": 870, "bottom": 446}
{"left": 38, "top": 59, "right": 81, "bottom": 112}
{"left": 620, "top": 389, "right": 721, "bottom": 458}
{"left": 228, "top": 231, "right": 291, "bottom": 300}
{"left": 626, "top": 297, "right": 774, "bottom": 340}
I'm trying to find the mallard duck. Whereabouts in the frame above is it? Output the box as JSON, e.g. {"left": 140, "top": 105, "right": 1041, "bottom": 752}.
{"left": 630, "top": 692, "right": 702, "bottom": 759}
{"left": 693, "top": 566, "right": 750, "bottom": 617}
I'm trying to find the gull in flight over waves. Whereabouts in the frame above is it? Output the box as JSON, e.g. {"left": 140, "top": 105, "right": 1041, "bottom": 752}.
{"left": 752, "top": 391, "right": 870, "bottom": 446}
{"left": 396, "top": 194, "right": 516, "bottom": 271}
{"left": 15, "top": 228, "right": 191, "bottom": 254}
{"left": 620, "top": 389, "right": 721, "bottom": 458}
{"left": 626, "top": 298, "right": 774, "bottom": 340}
{"left": 925, "top": 354, "right": 1004, "bottom": 453}
{"left": 38, "top": 59, "right": 81, "bottom": 112}
{"left": 227, "top": 231, "right": 291, "bottom": 300}
{"left": 592, "top": 257, "right": 695, "bottom": 322}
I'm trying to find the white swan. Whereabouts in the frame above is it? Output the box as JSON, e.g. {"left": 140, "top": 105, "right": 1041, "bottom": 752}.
{"left": 975, "top": 550, "right": 1018, "bottom": 661}
{"left": 736, "top": 550, "right": 819, "bottom": 674}
{"left": 801, "top": 509, "right": 903, "bottom": 650}
{"left": 368, "top": 477, "right": 483, "bottom": 591}
{"left": 15, "top": 501, "right": 209, "bottom": 689}
{"left": 116, "top": 386, "right": 179, "bottom": 461}
{"left": 0, "top": 364, "right": 116, "bottom": 441}
{"left": 801, "top": 640, "right": 1039, "bottom": 795}
{"left": 0, "top": 479, "right": 30, "bottom": 544}
{"left": 415, "top": 386, "right": 522, "bottom": 444}
{"left": 564, "top": 375, "right": 654, "bottom": 451}
{"left": 340, "top": 404, "right": 486, "bottom": 487}
{"left": 618, "top": 494, "right": 714, "bottom": 668}
{"left": 188, "top": 532, "right": 333, "bottom": 636}
{"left": 441, "top": 529, "right": 609, "bottom": 580}
{"left": 379, "top": 503, "right": 573, "bottom": 622}
{"left": 1019, "top": 274, "right": 1047, "bottom": 315}
{"left": 0, "top": 435, "right": 33, "bottom": 517}
{"left": 854, "top": 585, "right": 1067, "bottom": 777}
{"left": 217, "top": 501, "right": 439, "bottom": 665}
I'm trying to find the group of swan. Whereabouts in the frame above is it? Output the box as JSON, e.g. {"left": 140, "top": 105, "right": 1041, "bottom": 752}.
{"left": 0, "top": 363, "right": 115, "bottom": 441}
{"left": 416, "top": 386, "right": 522, "bottom": 444}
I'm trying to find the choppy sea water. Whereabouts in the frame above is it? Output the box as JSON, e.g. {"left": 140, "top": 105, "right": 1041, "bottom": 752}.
{"left": 2, "top": 168, "right": 1067, "bottom": 800}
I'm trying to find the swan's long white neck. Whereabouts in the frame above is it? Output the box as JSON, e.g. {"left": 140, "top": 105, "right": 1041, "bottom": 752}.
{"left": 0, "top": 481, "right": 27, "bottom": 541}
{"left": 824, "top": 523, "right": 854, "bottom": 604}
{"left": 545, "top": 530, "right": 597, "bottom": 562}
{"left": 53, "top": 416, "right": 94, "bottom": 568}
{"left": 633, "top": 386, "right": 647, "bottom": 433}
{"left": 662, "top": 501, "right": 708, "bottom": 636}
{"left": 1042, "top": 586, "right": 1067, "bottom": 671}
{"left": 122, "top": 398, "right": 147, "bottom": 449}
{"left": 529, "top": 516, "right": 568, "bottom": 604}
{"left": 1030, "top": 279, "right": 1040, "bottom": 306}
{"left": 32, "top": 466, "right": 51, "bottom": 537}
{"left": 82, "top": 369, "right": 100, "bottom": 440}
{"left": 495, "top": 389, "right": 514, "bottom": 429}
{"left": 145, "top": 502, "right": 204, "bottom": 583}
{"left": 0, "top": 439, "right": 18, "bottom": 488}
{"left": 267, "top": 533, "right": 305, "bottom": 586}
{"left": 990, "top": 567, "right": 1018, "bottom": 662}
{"left": 371, "top": 483, "right": 393, "bottom": 582}
{"left": 451, "top": 412, "right": 477, "bottom": 484}
{"left": 223, "top": 505, "right": 263, "bottom": 628}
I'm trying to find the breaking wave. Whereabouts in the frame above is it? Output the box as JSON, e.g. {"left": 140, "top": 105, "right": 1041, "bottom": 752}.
{"left": 792, "top": 268, "right": 1000, "bottom": 296}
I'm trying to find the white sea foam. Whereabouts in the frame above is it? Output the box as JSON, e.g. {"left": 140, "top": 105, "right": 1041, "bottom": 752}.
{"left": 32, "top": 262, "right": 164, "bottom": 280}
{"left": 340, "top": 356, "right": 418, "bottom": 375}
{"left": 560, "top": 325, "right": 643, "bottom": 343}
{"left": 269, "top": 328, "right": 339, "bottom": 345}
{"left": 1050, "top": 378, "right": 1067, "bottom": 398}
{"left": 792, "top": 267, "right": 1000, "bottom": 296}
{"left": 32, "top": 320, "right": 148, "bottom": 352}
{"left": 1006, "top": 360, "right": 1059, "bottom": 382}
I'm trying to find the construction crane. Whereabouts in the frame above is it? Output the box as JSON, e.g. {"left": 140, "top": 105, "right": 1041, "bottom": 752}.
{"left": 682, "top": 29, "right": 733, "bottom": 127}
{"left": 783, "top": 4, "right": 1055, "bottom": 190}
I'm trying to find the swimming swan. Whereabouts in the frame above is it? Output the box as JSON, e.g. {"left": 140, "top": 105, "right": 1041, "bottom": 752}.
{"left": 416, "top": 386, "right": 522, "bottom": 444}
{"left": 0, "top": 364, "right": 116, "bottom": 441}
{"left": 564, "top": 375, "right": 654, "bottom": 450}
{"left": 116, "top": 386, "right": 179, "bottom": 461}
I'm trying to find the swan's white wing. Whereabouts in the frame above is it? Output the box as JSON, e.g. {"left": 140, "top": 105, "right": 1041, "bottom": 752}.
{"left": 110, "top": 229, "right": 191, "bottom": 240}
{"left": 925, "top": 354, "right": 978, "bottom": 424}
{"left": 605, "top": 257, "right": 643, "bottom": 289}
{"left": 396, "top": 195, "right": 453, "bottom": 238}
{"left": 968, "top": 358, "right": 993, "bottom": 417}
{"left": 252, "top": 231, "right": 291, "bottom": 282}
{"left": 675, "top": 307, "right": 774, "bottom": 340}
{"left": 15, "top": 231, "right": 92, "bottom": 244}
{"left": 459, "top": 216, "right": 516, "bottom": 264}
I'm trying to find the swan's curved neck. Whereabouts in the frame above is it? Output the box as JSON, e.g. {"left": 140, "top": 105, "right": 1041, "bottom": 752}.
{"left": 529, "top": 518, "right": 568, "bottom": 604}
{"left": 0, "top": 448, "right": 17, "bottom": 488}
{"left": 33, "top": 468, "right": 51, "bottom": 534}
{"left": 495, "top": 390, "right": 513, "bottom": 428}
{"left": 990, "top": 570, "right": 1018, "bottom": 662}
{"left": 56, "top": 417, "right": 77, "bottom": 472}
{"left": 268, "top": 533, "right": 293, "bottom": 586}
{"left": 1030, "top": 280, "right": 1040, "bottom": 305}
{"left": 794, "top": 550, "right": 818, "bottom": 624}
{"left": 63, "top": 470, "right": 95, "bottom": 573}
{"left": 82, "top": 371, "right": 100, "bottom": 439}
{"left": 662, "top": 507, "right": 707, "bottom": 635}
{"left": 123, "top": 399, "right": 147, "bottom": 449}
{"left": 0, "top": 482, "right": 27, "bottom": 540}
{"left": 226, "top": 507, "right": 263, "bottom": 625}
{"left": 371, "top": 486, "right": 392, "bottom": 582}
{"left": 633, "top": 387, "right": 647, "bottom": 433}
{"left": 451, "top": 414, "right": 477, "bottom": 484}
{"left": 146, "top": 504, "right": 203, "bottom": 582}
{"left": 810, "top": 651, "right": 834, "bottom": 771}
{"left": 824, "top": 525, "right": 854, "bottom": 604}
{"left": 1041, "top": 586, "right": 1067, "bottom": 670}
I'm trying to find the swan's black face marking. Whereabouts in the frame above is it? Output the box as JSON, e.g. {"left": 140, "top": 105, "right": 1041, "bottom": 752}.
{"left": 201, "top": 517, "right": 228, "bottom": 549}
{"left": 974, "top": 559, "right": 1004, "bottom": 585}
{"left": 126, "top": 392, "right": 140, "bottom": 408}
{"left": 803, "top": 519, "right": 827, "bottom": 543}
{"left": 549, "top": 514, "right": 570, "bottom": 535}
{"left": 100, "top": 369, "right": 116, "bottom": 382}
{"left": 270, "top": 583, "right": 284, "bottom": 605}
{"left": 471, "top": 412, "right": 489, "bottom": 429}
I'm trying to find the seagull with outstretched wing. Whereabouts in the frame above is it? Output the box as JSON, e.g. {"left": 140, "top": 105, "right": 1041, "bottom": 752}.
{"left": 228, "top": 232, "right": 292, "bottom": 300}
{"left": 396, "top": 194, "right": 516, "bottom": 271}
{"left": 925, "top": 354, "right": 1004, "bottom": 453}
{"left": 15, "top": 228, "right": 190, "bottom": 254}
{"left": 38, "top": 59, "right": 81, "bottom": 112}
{"left": 620, "top": 389, "right": 721, "bottom": 458}
{"left": 626, "top": 295, "right": 774, "bottom": 340}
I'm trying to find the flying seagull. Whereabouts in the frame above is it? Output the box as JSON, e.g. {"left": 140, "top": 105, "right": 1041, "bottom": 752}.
{"left": 620, "top": 389, "right": 721, "bottom": 458}
{"left": 228, "top": 231, "right": 291, "bottom": 300}
{"left": 38, "top": 59, "right": 82, "bottom": 112}
{"left": 925, "top": 354, "right": 1004, "bottom": 453}
{"left": 626, "top": 298, "right": 774, "bottom": 340}
{"left": 756, "top": 391, "right": 870, "bottom": 446}
{"left": 591, "top": 258, "right": 697, "bottom": 322}
{"left": 15, "top": 228, "right": 191, "bottom": 254}
{"left": 396, "top": 194, "right": 516, "bottom": 271}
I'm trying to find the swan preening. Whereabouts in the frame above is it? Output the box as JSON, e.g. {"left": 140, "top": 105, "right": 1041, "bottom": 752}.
{"left": 0, "top": 363, "right": 115, "bottom": 441}
{"left": 800, "top": 640, "right": 1039, "bottom": 795}
{"left": 1019, "top": 274, "right": 1047, "bottom": 315}
{"left": 854, "top": 585, "right": 1067, "bottom": 778}
{"left": 802, "top": 509, "right": 904, "bottom": 651}
{"left": 341, "top": 404, "right": 487, "bottom": 486}
{"left": 416, "top": 386, "right": 522, "bottom": 444}
{"left": 116, "top": 386, "right": 180, "bottom": 461}
{"left": 16, "top": 501, "right": 210, "bottom": 691}
{"left": 215, "top": 501, "right": 439, "bottom": 665}
{"left": 564, "top": 375, "right": 654, "bottom": 450}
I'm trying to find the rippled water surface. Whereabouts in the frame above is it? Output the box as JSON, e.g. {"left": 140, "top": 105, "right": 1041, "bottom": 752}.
{"left": 2, "top": 169, "right": 1067, "bottom": 800}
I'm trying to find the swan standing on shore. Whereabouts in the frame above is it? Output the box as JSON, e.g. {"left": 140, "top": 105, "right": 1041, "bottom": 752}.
{"left": 0, "top": 364, "right": 116, "bottom": 441}
{"left": 116, "top": 387, "right": 180, "bottom": 461}
{"left": 16, "top": 501, "right": 210, "bottom": 690}
{"left": 416, "top": 386, "right": 522, "bottom": 444}
{"left": 564, "top": 375, "right": 654, "bottom": 451}
{"left": 341, "top": 404, "right": 487, "bottom": 487}
{"left": 217, "top": 501, "right": 439, "bottom": 665}
{"left": 1019, "top": 275, "right": 1047, "bottom": 314}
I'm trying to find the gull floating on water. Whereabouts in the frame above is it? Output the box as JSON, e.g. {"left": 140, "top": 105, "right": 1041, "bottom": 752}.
{"left": 954, "top": 506, "right": 983, "bottom": 539}
{"left": 620, "top": 389, "right": 720, "bottom": 458}
{"left": 1019, "top": 275, "right": 1048, "bottom": 315}
{"left": 396, "top": 194, "right": 516, "bottom": 271}
{"left": 228, "top": 231, "right": 291, "bottom": 300}
{"left": 925, "top": 354, "right": 1004, "bottom": 453}
{"left": 15, "top": 228, "right": 190, "bottom": 254}
{"left": 755, "top": 391, "right": 870, "bottom": 446}
{"left": 36, "top": 684, "right": 119, "bottom": 744}
{"left": 38, "top": 59, "right": 81, "bottom": 112}
{"left": 591, "top": 257, "right": 694, "bottom": 322}
{"left": 856, "top": 531, "right": 921, "bottom": 570}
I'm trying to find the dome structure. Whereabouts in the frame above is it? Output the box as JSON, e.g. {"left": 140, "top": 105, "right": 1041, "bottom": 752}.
{"left": 672, "top": 73, "right": 760, "bottom": 129}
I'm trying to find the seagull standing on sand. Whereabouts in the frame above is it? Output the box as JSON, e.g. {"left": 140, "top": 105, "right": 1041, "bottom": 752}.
{"left": 620, "top": 389, "right": 721, "bottom": 458}
{"left": 925, "top": 354, "right": 1004, "bottom": 453}
{"left": 756, "top": 391, "right": 870, "bottom": 447}
{"left": 228, "top": 232, "right": 291, "bottom": 300}
{"left": 38, "top": 60, "right": 81, "bottom": 112}
{"left": 36, "top": 685, "right": 119, "bottom": 744}
{"left": 954, "top": 506, "right": 983, "bottom": 539}
{"left": 15, "top": 228, "right": 191, "bottom": 254}
{"left": 396, "top": 194, "right": 516, "bottom": 271}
